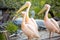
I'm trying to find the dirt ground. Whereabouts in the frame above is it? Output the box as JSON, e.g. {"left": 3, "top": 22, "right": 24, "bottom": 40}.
{"left": 10, "top": 30, "right": 60, "bottom": 40}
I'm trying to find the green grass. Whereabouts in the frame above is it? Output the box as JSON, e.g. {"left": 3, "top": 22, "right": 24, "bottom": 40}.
{"left": 0, "top": 33, "right": 6, "bottom": 40}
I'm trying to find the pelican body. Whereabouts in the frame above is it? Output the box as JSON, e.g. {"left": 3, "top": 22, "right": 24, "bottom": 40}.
{"left": 21, "top": 11, "right": 39, "bottom": 40}
{"left": 38, "top": 4, "right": 60, "bottom": 38}
{"left": 13, "top": 1, "right": 40, "bottom": 40}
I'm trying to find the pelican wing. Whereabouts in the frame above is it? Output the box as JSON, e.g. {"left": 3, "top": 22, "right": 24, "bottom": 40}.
{"left": 30, "top": 18, "right": 38, "bottom": 30}
{"left": 45, "top": 19, "right": 59, "bottom": 33}
{"left": 50, "top": 18, "right": 59, "bottom": 29}
{"left": 25, "top": 23, "right": 38, "bottom": 35}
{"left": 27, "top": 23, "right": 36, "bottom": 32}
{"left": 22, "top": 23, "right": 39, "bottom": 37}
{"left": 21, "top": 23, "right": 35, "bottom": 36}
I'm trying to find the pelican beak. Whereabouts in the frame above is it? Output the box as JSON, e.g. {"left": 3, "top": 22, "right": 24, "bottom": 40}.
{"left": 16, "top": 1, "right": 31, "bottom": 13}
{"left": 38, "top": 7, "right": 46, "bottom": 15}
{"left": 12, "top": 3, "right": 28, "bottom": 21}
{"left": 16, "top": 3, "right": 28, "bottom": 13}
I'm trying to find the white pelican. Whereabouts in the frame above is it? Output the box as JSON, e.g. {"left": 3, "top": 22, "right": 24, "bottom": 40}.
{"left": 38, "top": 4, "right": 60, "bottom": 38}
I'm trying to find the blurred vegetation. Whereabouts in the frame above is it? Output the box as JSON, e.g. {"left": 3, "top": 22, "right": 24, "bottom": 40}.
{"left": 0, "top": 33, "right": 6, "bottom": 40}
{"left": 6, "top": 21, "right": 18, "bottom": 34}
{"left": 0, "top": 0, "right": 60, "bottom": 19}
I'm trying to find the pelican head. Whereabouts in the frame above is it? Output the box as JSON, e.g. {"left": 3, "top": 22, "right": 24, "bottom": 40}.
{"left": 12, "top": 1, "right": 31, "bottom": 20}
{"left": 16, "top": 1, "right": 31, "bottom": 13}
{"left": 38, "top": 4, "right": 51, "bottom": 15}
{"left": 44, "top": 4, "right": 51, "bottom": 10}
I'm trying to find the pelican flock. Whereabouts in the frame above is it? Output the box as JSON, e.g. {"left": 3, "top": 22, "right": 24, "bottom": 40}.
{"left": 12, "top": 1, "right": 60, "bottom": 40}
{"left": 13, "top": 1, "right": 40, "bottom": 40}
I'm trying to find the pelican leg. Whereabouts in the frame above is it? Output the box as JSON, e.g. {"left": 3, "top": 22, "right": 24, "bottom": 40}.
{"left": 49, "top": 31, "right": 52, "bottom": 39}
{"left": 28, "top": 37, "right": 32, "bottom": 40}
{"left": 35, "top": 38, "right": 38, "bottom": 40}
{"left": 35, "top": 38, "right": 40, "bottom": 40}
{"left": 49, "top": 31, "right": 54, "bottom": 39}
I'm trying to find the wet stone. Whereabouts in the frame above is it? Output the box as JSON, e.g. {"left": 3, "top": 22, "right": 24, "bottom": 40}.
{"left": 11, "top": 30, "right": 60, "bottom": 40}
